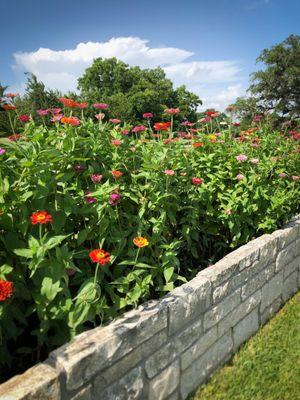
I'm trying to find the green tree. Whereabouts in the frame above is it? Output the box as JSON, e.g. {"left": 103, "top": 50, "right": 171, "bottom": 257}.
{"left": 78, "top": 58, "right": 201, "bottom": 122}
{"left": 249, "top": 34, "right": 300, "bottom": 120}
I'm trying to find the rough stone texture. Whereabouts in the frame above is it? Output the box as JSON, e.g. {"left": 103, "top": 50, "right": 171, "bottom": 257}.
{"left": 95, "top": 366, "right": 144, "bottom": 400}
{"left": 166, "top": 275, "right": 210, "bottom": 335}
{"left": 233, "top": 308, "right": 259, "bottom": 351}
{"left": 148, "top": 360, "right": 180, "bottom": 400}
{"left": 1, "top": 216, "right": 299, "bottom": 400}
{"left": 0, "top": 363, "right": 61, "bottom": 400}
{"left": 180, "top": 333, "right": 233, "bottom": 399}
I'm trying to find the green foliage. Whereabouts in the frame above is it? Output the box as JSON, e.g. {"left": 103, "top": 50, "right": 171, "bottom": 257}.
{"left": 78, "top": 57, "right": 202, "bottom": 122}
{"left": 0, "top": 103, "right": 299, "bottom": 381}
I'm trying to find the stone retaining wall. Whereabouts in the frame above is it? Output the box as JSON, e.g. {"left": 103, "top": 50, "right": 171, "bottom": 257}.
{"left": 1, "top": 216, "right": 300, "bottom": 400}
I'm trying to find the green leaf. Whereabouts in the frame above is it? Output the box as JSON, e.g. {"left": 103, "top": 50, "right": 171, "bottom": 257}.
{"left": 41, "top": 277, "right": 62, "bottom": 302}
{"left": 44, "top": 234, "right": 70, "bottom": 250}
{"left": 13, "top": 248, "right": 33, "bottom": 258}
{"left": 164, "top": 266, "right": 174, "bottom": 283}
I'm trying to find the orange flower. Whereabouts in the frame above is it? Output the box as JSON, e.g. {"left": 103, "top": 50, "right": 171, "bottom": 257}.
{"left": 153, "top": 122, "right": 171, "bottom": 131}
{"left": 30, "top": 211, "right": 53, "bottom": 225}
{"left": 7, "top": 134, "right": 24, "bottom": 141}
{"left": 111, "top": 170, "right": 123, "bottom": 178}
{"left": 0, "top": 280, "right": 14, "bottom": 301}
{"left": 89, "top": 249, "right": 110, "bottom": 265}
{"left": 208, "top": 134, "right": 217, "bottom": 142}
{"left": 133, "top": 237, "right": 149, "bottom": 248}
{"left": 193, "top": 142, "right": 203, "bottom": 148}
{"left": 2, "top": 104, "right": 16, "bottom": 111}
{"left": 58, "top": 97, "right": 78, "bottom": 108}
{"left": 61, "top": 116, "right": 81, "bottom": 126}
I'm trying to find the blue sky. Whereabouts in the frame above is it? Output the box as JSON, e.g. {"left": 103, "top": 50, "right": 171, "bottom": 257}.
{"left": 1, "top": 0, "right": 299, "bottom": 109}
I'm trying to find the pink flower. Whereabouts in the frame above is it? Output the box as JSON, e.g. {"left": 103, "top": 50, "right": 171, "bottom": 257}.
{"left": 181, "top": 121, "right": 195, "bottom": 127}
{"left": 236, "top": 154, "right": 248, "bottom": 162}
{"left": 191, "top": 177, "right": 204, "bottom": 185}
{"left": 279, "top": 172, "right": 287, "bottom": 178}
{"left": 109, "top": 193, "right": 121, "bottom": 206}
{"left": 292, "top": 175, "right": 300, "bottom": 181}
{"left": 236, "top": 174, "right": 244, "bottom": 181}
{"left": 49, "top": 108, "right": 62, "bottom": 115}
{"left": 143, "top": 112, "right": 153, "bottom": 118}
{"left": 111, "top": 139, "right": 122, "bottom": 146}
{"left": 253, "top": 115, "right": 262, "bottom": 122}
{"left": 164, "top": 108, "right": 180, "bottom": 115}
{"left": 93, "top": 103, "right": 109, "bottom": 109}
{"left": 19, "top": 114, "right": 30, "bottom": 122}
{"left": 250, "top": 158, "right": 259, "bottom": 164}
{"left": 225, "top": 209, "right": 232, "bottom": 215}
{"left": 109, "top": 118, "right": 121, "bottom": 124}
{"left": 121, "top": 129, "right": 130, "bottom": 135}
{"left": 37, "top": 109, "right": 49, "bottom": 116}
{"left": 95, "top": 113, "right": 105, "bottom": 120}
{"left": 0, "top": 148, "right": 6, "bottom": 155}
{"left": 90, "top": 174, "right": 103, "bottom": 183}
{"left": 84, "top": 192, "right": 97, "bottom": 203}
{"left": 251, "top": 143, "right": 259, "bottom": 148}
{"left": 132, "top": 125, "right": 146, "bottom": 133}
{"left": 164, "top": 169, "right": 175, "bottom": 176}
{"left": 232, "top": 122, "right": 240, "bottom": 127}
{"left": 51, "top": 114, "right": 63, "bottom": 122}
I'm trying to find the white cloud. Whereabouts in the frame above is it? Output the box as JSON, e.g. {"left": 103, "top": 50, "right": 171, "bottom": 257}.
{"left": 12, "top": 36, "right": 245, "bottom": 110}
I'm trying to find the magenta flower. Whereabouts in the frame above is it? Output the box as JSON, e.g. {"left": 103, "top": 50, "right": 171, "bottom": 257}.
{"left": 84, "top": 192, "right": 97, "bottom": 204}
{"left": 132, "top": 125, "right": 146, "bottom": 133}
{"left": 250, "top": 158, "right": 259, "bottom": 164}
{"left": 164, "top": 169, "right": 175, "bottom": 176}
{"left": 143, "top": 112, "right": 153, "bottom": 118}
{"left": 0, "top": 148, "right": 6, "bottom": 155}
{"left": 109, "top": 193, "right": 121, "bottom": 206}
{"left": 121, "top": 129, "right": 130, "bottom": 135}
{"left": 37, "top": 109, "right": 49, "bottom": 116}
{"left": 93, "top": 103, "right": 109, "bottom": 110}
{"left": 49, "top": 108, "right": 62, "bottom": 115}
{"left": 90, "top": 174, "right": 103, "bottom": 183}
{"left": 236, "top": 154, "right": 248, "bottom": 162}
{"left": 253, "top": 115, "right": 262, "bottom": 122}
{"left": 19, "top": 114, "right": 30, "bottom": 122}
{"left": 236, "top": 174, "right": 244, "bottom": 181}
{"left": 279, "top": 172, "right": 287, "bottom": 178}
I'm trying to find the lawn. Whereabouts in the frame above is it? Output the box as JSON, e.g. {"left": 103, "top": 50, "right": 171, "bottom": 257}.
{"left": 190, "top": 291, "right": 300, "bottom": 400}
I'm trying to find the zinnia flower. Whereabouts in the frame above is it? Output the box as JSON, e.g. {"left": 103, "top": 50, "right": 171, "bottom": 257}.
{"left": 133, "top": 237, "right": 149, "bottom": 248}
{"left": 236, "top": 154, "right": 248, "bottom": 162}
{"left": 236, "top": 174, "right": 244, "bottom": 181}
{"left": 37, "top": 109, "right": 49, "bottom": 116}
{"left": 193, "top": 142, "right": 203, "bottom": 148}
{"left": 143, "top": 112, "right": 153, "bottom": 118}
{"left": 191, "top": 177, "right": 204, "bottom": 185}
{"left": 164, "top": 108, "right": 180, "bottom": 115}
{"left": 93, "top": 103, "right": 109, "bottom": 110}
{"left": 90, "top": 174, "right": 103, "bottom": 183}
{"left": 164, "top": 169, "right": 175, "bottom": 176}
{"left": 232, "top": 122, "right": 240, "bottom": 127}
{"left": 30, "top": 211, "right": 53, "bottom": 225}
{"left": 61, "top": 116, "right": 81, "bottom": 126}
{"left": 250, "top": 158, "right": 259, "bottom": 164}
{"left": 51, "top": 114, "right": 63, "bottom": 122}
{"left": 3, "top": 104, "right": 16, "bottom": 111}
{"left": 58, "top": 97, "right": 78, "bottom": 108}
{"left": 153, "top": 122, "right": 171, "bottom": 131}
{"left": 279, "top": 172, "right": 287, "bottom": 178}
{"left": 76, "top": 102, "right": 88, "bottom": 109}
{"left": 19, "top": 114, "right": 30, "bottom": 122}
{"left": 7, "top": 134, "right": 23, "bottom": 141}
{"left": 225, "top": 209, "right": 232, "bottom": 215}
{"left": 95, "top": 113, "right": 105, "bottom": 120}
{"left": 181, "top": 121, "right": 195, "bottom": 127}
{"left": 0, "top": 280, "right": 14, "bottom": 301}
{"left": 121, "top": 129, "right": 130, "bottom": 135}
{"left": 49, "top": 108, "right": 62, "bottom": 115}
{"left": 0, "top": 148, "right": 6, "bottom": 155}
{"left": 89, "top": 249, "right": 110, "bottom": 265}
{"left": 5, "top": 92, "right": 19, "bottom": 99}
{"left": 292, "top": 175, "right": 300, "bottom": 181}
{"left": 109, "top": 193, "right": 121, "bottom": 206}
{"left": 84, "top": 192, "right": 97, "bottom": 203}
{"left": 111, "top": 139, "right": 122, "bottom": 146}
{"left": 253, "top": 115, "right": 262, "bottom": 122}
{"left": 109, "top": 118, "right": 121, "bottom": 124}
{"left": 111, "top": 170, "right": 123, "bottom": 178}
{"left": 132, "top": 125, "right": 146, "bottom": 133}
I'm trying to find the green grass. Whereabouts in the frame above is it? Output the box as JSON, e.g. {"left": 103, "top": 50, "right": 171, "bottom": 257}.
{"left": 190, "top": 292, "right": 300, "bottom": 400}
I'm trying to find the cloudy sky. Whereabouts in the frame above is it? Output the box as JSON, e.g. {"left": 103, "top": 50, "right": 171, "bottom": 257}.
{"left": 1, "top": 0, "right": 299, "bottom": 110}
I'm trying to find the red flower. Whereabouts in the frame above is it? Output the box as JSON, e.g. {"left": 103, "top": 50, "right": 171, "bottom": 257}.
{"left": 58, "top": 97, "right": 78, "bottom": 108}
{"left": 2, "top": 104, "right": 16, "bottom": 111}
{"left": 193, "top": 142, "right": 203, "bottom": 148}
{"left": 109, "top": 118, "right": 121, "bottom": 124}
{"left": 76, "top": 102, "right": 88, "bottom": 109}
{"left": 19, "top": 114, "right": 30, "bottom": 122}
{"left": 111, "top": 170, "right": 123, "bottom": 178}
{"left": 61, "top": 116, "right": 81, "bottom": 126}
{"left": 153, "top": 122, "right": 171, "bottom": 131}
{"left": 191, "top": 177, "right": 204, "bottom": 185}
{"left": 89, "top": 249, "right": 110, "bottom": 265}
{"left": 30, "top": 211, "right": 53, "bottom": 225}
{"left": 164, "top": 108, "right": 180, "bottom": 115}
{"left": 7, "top": 134, "right": 24, "bottom": 141}
{"left": 0, "top": 280, "right": 14, "bottom": 301}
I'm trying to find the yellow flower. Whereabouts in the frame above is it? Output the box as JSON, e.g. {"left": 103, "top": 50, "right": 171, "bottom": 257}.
{"left": 133, "top": 237, "right": 149, "bottom": 248}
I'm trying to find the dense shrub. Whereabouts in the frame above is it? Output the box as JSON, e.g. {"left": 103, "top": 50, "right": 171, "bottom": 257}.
{"left": 0, "top": 100, "right": 299, "bottom": 380}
